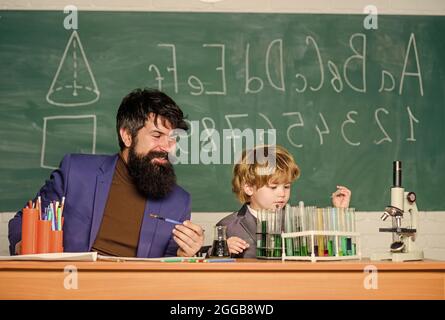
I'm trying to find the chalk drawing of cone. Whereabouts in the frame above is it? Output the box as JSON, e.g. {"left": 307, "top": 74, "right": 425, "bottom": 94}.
{"left": 46, "top": 31, "right": 100, "bottom": 107}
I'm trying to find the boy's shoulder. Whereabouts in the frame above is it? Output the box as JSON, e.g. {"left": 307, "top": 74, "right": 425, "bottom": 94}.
{"left": 216, "top": 204, "right": 248, "bottom": 226}
{"left": 216, "top": 211, "right": 239, "bottom": 226}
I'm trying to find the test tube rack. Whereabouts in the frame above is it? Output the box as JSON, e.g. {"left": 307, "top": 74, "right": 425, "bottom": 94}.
{"left": 281, "top": 230, "right": 361, "bottom": 262}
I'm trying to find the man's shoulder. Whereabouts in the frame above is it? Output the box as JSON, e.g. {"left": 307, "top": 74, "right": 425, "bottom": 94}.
{"left": 63, "top": 153, "right": 115, "bottom": 163}
{"left": 61, "top": 153, "right": 116, "bottom": 167}
{"left": 59, "top": 153, "right": 118, "bottom": 174}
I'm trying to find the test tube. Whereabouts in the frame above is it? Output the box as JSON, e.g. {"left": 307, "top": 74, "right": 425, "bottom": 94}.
{"left": 353, "top": 208, "right": 357, "bottom": 255}
{"left": 267, "top": 210, "right": 273, "bottom": 257}
{"left": 260, "top": 209, "right": 266, "bottom": 257}
{"left": 323, "top": 208, "right": 330, "bottom": 256}
{"left": 331, "top": 207, "right": 338, "bottom": 256}
{"left": 274, "top": 208, "right": 282, "bottom": 257}
{"left": 284, "top": 205, "right": 293, "bottom": 256}
{"left": 308, "top": 206, "right": 318, "bottom": 255}
{"left": 256, "top": 210, "right": 264, "bottom": 257}
{"left": 298, "top": 201, "right": 307, "bottom": 256}
{"left": 339, "top": 208, "right": 347, "bottom": 256}
{"left": 345, "top": 208, "right": 352, "bottom": 255}
{"left": 350, "top": 208, "right": 356, "bottom": 256}
{"left": 266, "top": 209, "right": 273, "bottom": 258}
{"left": 306, "top": 206, "right": 312, "bottom": 256}
{"left": 336, "top": 207, "right": 341, "bottom": 256}
{"left": 270, "top": 208, "right": 277, "bottom": 258}
{"left": 307, "top": 206, "right": 314, "bottom": 255}
{"left": 294, "top": 206, "right": 300, "bottom": 256}
{"left": 325, "top": 207, "right": 332, "bottom": 256}
{"left": 292, "top": 206, "right": 298, "bottom": 256}
{"left": 316, "top": 208, "right": 324, "bottom": 257}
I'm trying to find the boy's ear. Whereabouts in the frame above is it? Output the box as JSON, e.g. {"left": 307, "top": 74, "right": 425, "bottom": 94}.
{"left": 243, "top": 184, "right": 254, "bottom": 197}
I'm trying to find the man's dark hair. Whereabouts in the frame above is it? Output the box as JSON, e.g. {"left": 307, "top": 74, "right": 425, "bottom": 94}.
{"left": 116, "top": 88, "right": 188, "bottom": 150}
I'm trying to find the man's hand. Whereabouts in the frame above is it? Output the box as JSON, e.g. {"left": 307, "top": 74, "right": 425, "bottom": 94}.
{"left": 332, "top": 185, "right": 352, "bottom": 208}
{"left": 15, "top": 241, "right": 22, "bottom": 255}
{"left": 173, "top": 220, "right": 205, "bottom": 257}
{"left": 227, "top": 236, "right": 249, "bottom": 255}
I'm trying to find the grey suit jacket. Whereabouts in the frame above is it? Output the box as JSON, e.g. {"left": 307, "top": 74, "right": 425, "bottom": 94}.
{"left": 216, "top": 204, "right": 257, "bottom": 258}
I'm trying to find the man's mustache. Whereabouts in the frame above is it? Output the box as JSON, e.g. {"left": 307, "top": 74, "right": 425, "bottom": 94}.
{"left": 144, "top": 151, "right": 169, "bottom": 161}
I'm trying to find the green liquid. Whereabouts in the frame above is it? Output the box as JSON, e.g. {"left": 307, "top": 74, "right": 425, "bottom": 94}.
{"left": 285, "top": 238, "right": 293, "bottom": 256}
{"left": 276, "top": 235, "right": 282, "bottom": 257}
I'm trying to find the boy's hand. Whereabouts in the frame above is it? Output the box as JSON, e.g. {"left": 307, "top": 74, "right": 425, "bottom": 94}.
{"left": 227, "top": 236, "right": 249, "bottom": 254}
{"left": 332, "top": 185, "right": 352, "bottom": 208}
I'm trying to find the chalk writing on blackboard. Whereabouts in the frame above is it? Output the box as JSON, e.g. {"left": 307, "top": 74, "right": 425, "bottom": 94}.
{"left": 40, "top": 115, "right": 97, "bottom": 169}
{"left": 147, "top": 33, "right": 423, "bottom": 97}
{"left": 46, "top": 31, "right": 100, "bottom": 107}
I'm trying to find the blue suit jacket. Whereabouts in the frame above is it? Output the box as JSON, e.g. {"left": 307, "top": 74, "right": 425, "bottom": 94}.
{"left": 8, "top": 153, "right": 191, "bottom": 257}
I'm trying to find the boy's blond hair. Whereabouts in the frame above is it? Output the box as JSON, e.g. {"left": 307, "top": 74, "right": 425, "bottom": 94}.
{"left": 232, "top": 145, "right": 300, "bottom": 203}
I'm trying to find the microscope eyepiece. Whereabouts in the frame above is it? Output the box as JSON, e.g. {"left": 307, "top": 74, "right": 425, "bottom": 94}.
{"left": 393, "top": 160, "right": 402, "bottom": 187}
{"left": 381, "top": 212, "right": 390, "bottom": 221}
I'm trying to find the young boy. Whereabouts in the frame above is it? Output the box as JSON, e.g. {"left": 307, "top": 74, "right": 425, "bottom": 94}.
{"left": 216, "top": 145, "right": 351, "bottom": 258}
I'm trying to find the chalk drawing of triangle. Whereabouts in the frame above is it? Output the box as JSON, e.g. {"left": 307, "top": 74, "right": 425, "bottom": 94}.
{"left": 46, "top": 31, "right": 100, "bottom": 107}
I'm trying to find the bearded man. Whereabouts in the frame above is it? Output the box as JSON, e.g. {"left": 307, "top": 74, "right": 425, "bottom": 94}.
{"left": 9, "top": 89, "right": 204, "bottom": 257}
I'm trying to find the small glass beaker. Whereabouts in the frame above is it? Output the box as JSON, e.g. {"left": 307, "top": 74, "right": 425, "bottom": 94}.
{"left": 209, "top": 225, "right": 230, "bottom": 257}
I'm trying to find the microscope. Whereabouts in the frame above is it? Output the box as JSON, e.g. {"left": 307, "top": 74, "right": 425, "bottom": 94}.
{"left": 371, "top": 161, "right": 424, "bottom": 262}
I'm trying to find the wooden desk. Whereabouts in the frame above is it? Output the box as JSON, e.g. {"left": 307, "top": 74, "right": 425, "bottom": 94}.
{"left": 0, "top": 259, "right": 444, "bottom": 299}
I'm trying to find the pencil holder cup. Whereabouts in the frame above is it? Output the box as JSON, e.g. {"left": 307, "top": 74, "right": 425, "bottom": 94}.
{"left": 37, "top": 220, "right": 52, "bottom": 253}
{"left": 49, "top": 230, "right": 64, "bottom": 253}
{"left": 21, "top": 208, "right": 39, "bottom": 255}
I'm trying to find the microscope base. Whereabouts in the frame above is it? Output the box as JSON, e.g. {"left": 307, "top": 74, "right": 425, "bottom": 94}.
{"left": 371, "top": 251, "right": 424, "bottom": 262}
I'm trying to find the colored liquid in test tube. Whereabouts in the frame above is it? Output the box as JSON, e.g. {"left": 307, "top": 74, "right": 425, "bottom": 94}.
{"left": 256, "top": 210, "right": 264, "bottom": 257}
{"left": 262, "top": 210, "right": 268, "bottom": 257}
{"left": 322, "top": 208, "right": 330, "bottom": 256}
{"left": 331, "top": 207, "right": 338, "bottom": 256}
{"left": 336, "top": 207, "right": 343, "bottom": 256}
{"left": 298, "top": 202, "right": 308, "bottom": 256}
{"left": 351, "top": 208, "right": 357, "bottom": 255}
{"left": 340, "top": 208, "right": 347, "bottom": 256}
{"left": 309, "top": 206, "right": 316, "bottom": 256}
{"left": 266, "top": 210, "right": 274, "bottom": 258}
{"left": 349, "top": 208, "right": 355, "bottom": 255}
{"left": 284, "top": 205, "right": 294, "bottom": 256}
{"left": 294, "top": 206, "right": 301, "bottom": 256}
{"left": 275, "top": 208, "right": 283, "bottom": 257}
{"left": 267, "top": 210, "right": 273, "bottom": 257}
{"left": 345, "top": 208, "right": 352, "bottom": 256}
{"left": 325, "top": 208, "right": 333, "bottom": 257}
{"left": 317, "top": 208, "right": 324, "bottom": 257}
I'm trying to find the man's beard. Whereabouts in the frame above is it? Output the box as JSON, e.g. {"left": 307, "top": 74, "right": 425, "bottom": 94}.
{"left": 127, "top": 146, "right": 176, "bottom": 199}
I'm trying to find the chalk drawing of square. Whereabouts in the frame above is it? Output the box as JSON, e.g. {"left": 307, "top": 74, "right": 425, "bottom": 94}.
{"left": 40, "top": 115, "right": 96, "bottom": 169}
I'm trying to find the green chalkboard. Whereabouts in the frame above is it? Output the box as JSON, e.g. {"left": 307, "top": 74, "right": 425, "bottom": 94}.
{"left": 0, "top": 11, "right": 444, "bottom": 212}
